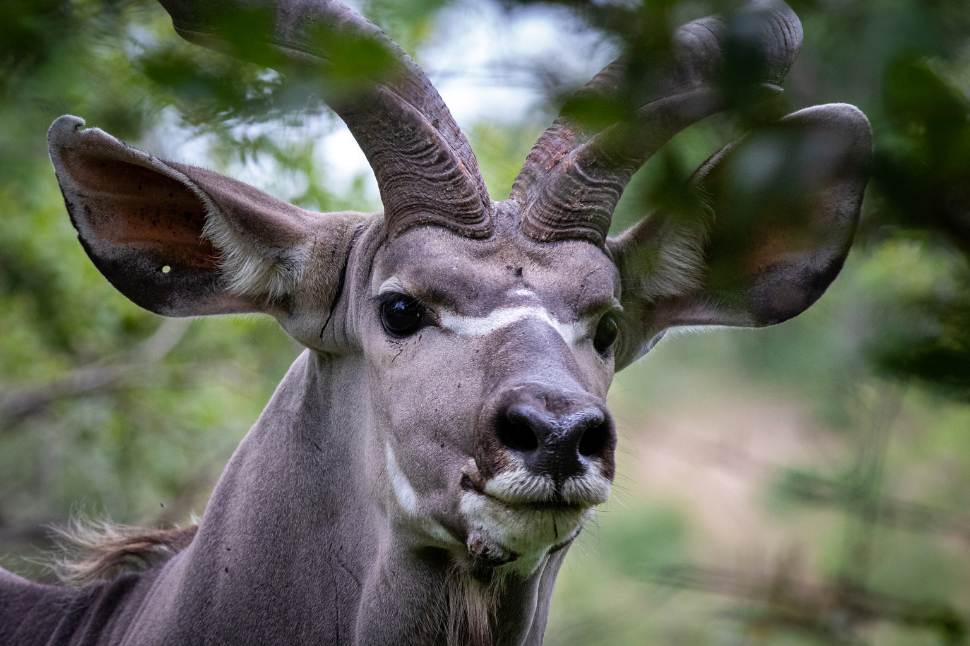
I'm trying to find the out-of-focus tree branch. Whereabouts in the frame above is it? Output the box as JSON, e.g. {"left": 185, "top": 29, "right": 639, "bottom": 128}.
{"left": 0, "top": 319, "right": 191, "bottom": 431}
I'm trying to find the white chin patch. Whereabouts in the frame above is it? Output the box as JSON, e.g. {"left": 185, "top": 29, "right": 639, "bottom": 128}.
{"left": 460, "top": 491, "right": 593, "bottom": 563}
{"left": 460, "top": 466, "right": 611, "bottom": 567}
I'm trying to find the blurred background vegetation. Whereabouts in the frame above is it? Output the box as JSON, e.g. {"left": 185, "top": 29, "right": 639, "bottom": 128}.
{"left": 2, "top": 0, "right": 970, "bottom": 644}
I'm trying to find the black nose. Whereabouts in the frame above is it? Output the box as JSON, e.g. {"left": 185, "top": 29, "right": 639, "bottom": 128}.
{"left": 496, "top": 401, "right": 614, "bottom": 483}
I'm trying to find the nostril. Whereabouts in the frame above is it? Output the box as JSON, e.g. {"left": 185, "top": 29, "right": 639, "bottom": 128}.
{"left": 578, "top": 419, "right": 611, "bottom": 458}
{"left": 497, "top": 410, "right": 540, "bottom": 453}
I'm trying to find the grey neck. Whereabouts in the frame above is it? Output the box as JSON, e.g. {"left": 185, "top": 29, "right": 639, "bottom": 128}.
{"left": 102, "top": 350, "right": 564, "bottom": 646}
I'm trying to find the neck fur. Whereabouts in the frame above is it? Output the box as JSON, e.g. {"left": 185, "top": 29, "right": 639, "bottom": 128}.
{"left": 41, "top": 349, "right": 566, "bottom": 645}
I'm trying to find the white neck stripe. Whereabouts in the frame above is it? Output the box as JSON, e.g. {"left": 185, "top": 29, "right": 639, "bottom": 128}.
{"left": 384, "top": 442, "right": 460, "bottom": 546}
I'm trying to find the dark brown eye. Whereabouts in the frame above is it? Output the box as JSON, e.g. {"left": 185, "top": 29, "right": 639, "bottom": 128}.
{"left": 593, "top": 313, "right": 619, "bottom": 354}
{"left": 380, "top": 294, "right": 424, "bottom": 337}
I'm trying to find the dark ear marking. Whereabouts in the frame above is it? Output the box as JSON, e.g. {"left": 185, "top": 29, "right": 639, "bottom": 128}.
{"left": 49, "top": 116, "right": 238, "bottom": 316}
{"left": 48, "top": 115, "right": 366, "bottom": 329}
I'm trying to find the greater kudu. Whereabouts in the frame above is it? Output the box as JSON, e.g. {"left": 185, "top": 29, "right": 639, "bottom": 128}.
{"left": 0, "top": 0, "right": 871, "bottom": 644}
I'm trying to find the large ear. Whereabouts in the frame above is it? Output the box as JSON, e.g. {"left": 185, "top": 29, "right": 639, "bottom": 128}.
{"left": 48, "top": 115, "right": 364, "bottom": 319}
{"left": 608, "top": 103, "right": 872, "bottom": 369}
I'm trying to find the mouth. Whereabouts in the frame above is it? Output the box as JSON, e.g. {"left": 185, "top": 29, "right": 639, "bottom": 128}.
{"left": 460, "top": 472, "right": 588, "bottom": 513}
{"left": 458, "top": 468, "right": 608, "bottom": 569}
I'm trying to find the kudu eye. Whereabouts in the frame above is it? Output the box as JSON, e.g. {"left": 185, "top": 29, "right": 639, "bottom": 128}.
{"left": 380, "top": 294, "right": 424, "bottom": 337}
{"left": 593, "top": 313, "right": 619, "bottom": 354}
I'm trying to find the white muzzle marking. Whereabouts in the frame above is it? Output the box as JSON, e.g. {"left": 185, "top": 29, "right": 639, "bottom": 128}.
{"left": 459, "top": 463, "right": 611, "bottom": 568}
{"left": 482, "top": 464, "right": 612, "bottom": 507}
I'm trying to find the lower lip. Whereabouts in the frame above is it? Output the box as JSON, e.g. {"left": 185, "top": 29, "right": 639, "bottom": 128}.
{"left": 461, "top": 473, "right": 594, "bottom": 512}
{"left": 497, "top": 499, "right": 587, "bottom": 513}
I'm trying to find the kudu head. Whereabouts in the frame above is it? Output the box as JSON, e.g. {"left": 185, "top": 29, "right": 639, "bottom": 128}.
{"left": 47, "top": 0, "right": 870, "bottom": 578}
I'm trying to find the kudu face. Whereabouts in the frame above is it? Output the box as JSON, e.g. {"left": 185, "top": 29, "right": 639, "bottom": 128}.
{"left": 40, "top": 0, "right": 872, "bottom": 638}
{"left": 363, "top": 216, "right": 620, "bottom": 567}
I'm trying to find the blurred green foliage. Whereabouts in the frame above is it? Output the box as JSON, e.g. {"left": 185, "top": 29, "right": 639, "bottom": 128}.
{"left": 0, "top": 0, "right": 318, "bottom": 576}
{"left": 1, "top": 0, "right": 970, "bottom": 644}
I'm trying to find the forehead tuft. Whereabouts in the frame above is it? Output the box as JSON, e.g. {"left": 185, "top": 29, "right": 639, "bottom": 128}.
{"left": 374, "top": 225, "right": 619, "bottom": 318}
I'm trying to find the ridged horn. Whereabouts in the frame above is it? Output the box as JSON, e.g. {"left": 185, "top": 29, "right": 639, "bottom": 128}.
{"left": 157, "top": 0, "right": 492, "bottom": 239}
{"left": 512, "top": 0, "right": 802, "bottom": 245}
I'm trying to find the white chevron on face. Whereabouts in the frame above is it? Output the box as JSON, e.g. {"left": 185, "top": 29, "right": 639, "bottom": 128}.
{"left": 438, "top": 306, "right": 589, "bottom": 345}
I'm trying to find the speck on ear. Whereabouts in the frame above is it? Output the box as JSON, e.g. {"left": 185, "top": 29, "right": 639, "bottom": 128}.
{"left": 161, "top": 265, "right": 171, "bottom": 274}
